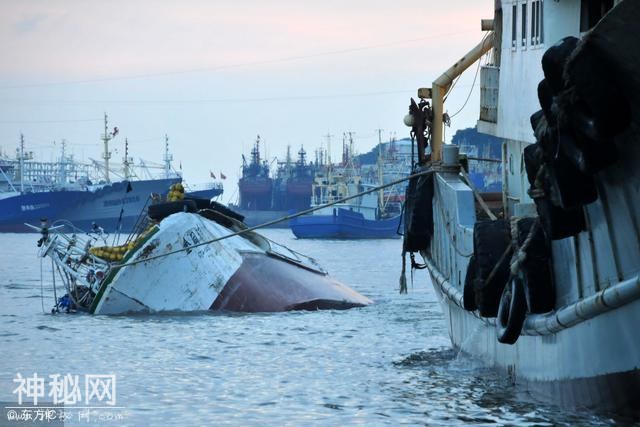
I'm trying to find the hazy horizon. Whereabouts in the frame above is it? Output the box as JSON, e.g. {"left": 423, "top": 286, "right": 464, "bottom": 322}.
{"left": 0, "top": 0, "right": 491, "bottom": 203}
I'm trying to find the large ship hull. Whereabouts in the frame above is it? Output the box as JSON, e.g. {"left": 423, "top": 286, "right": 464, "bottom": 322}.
{"left": 424, "top": 167, "right": 640, "bottom": 411}
{"left": 232, "top": 208, "right": 289, "bottom": 228}
{"left": 185, "top": 187, "right": 223, "bottom": 200}
{"left": 431, "top": 272, "right": 640, "bottom": 410}
{"left": 0, "top": 178, "right": 181, "bottom": 233}
{"left": 0, "top": 190, "right": 86, "bottom": 232}
{"left": 290, "top": 208, "right": 401, "bottom": 239}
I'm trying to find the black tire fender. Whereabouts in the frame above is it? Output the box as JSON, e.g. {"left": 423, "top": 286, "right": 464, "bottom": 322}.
{"left": 496, "top": 273, "right": 528, "bottom": 345}
{"left": 473, "top": 219, "right": 512, "bottom": 317}
{"left": 148, "top": 200, "right": 197, "bottom": 221}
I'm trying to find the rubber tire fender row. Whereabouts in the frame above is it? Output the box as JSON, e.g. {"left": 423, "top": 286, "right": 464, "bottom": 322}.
{"left": 496, "top": 273, "right": 527, "bottom": 345}
{"left": 515, "top": 217, "right": 555, "bottom": 314}
{"left": 147, "top": 200, "right": 197, "bottom": 221}
{"left": 402, "top": 170, "right": 435, "bottom": 253}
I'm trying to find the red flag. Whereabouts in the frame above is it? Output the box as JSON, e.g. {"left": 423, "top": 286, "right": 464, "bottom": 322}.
{"left": 210, "top": 171, "right": 216, "bottom": 179}
{"left": 220, "top": 172, "right": 226, "bottom": 180}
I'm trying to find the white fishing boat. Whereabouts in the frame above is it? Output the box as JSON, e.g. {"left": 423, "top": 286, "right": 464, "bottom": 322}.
{"left": 402, "top": 0, "right": 640, "bottom": 411}
{"left": 33, "top": 190, "right": 371, "bottom": 315}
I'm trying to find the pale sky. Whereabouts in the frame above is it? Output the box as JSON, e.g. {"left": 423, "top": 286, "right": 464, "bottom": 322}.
{"left": 0, "top": 0, "right": 491, "bottom": 202}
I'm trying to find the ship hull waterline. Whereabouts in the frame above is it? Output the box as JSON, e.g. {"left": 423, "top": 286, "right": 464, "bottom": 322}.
{"left": 427, "top": 263, "right": 640, "bottom": 412}
{"left": 290, "top": 208, "right": 402, "bottom": 239}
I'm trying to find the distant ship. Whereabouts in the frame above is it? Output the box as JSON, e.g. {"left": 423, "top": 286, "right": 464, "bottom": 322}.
{"left": 233, "top": 136, "right": 317, "bottom": 227}
{"left": 290, "top": 134, "right": 403, "bottom": 239}
{"left": 0, "top": 115, "right": 222, "bottom": 233}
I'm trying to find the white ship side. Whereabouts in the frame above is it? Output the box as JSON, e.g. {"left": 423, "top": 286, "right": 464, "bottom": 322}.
{"left": 409, "top": 0, "right": 640, "bottom": 410}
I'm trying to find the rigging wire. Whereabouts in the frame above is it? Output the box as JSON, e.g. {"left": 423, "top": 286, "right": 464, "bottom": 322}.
{"left": 114, "top": 168, "right": 435, "bottom": 268}
{"left": 444, "top": 31, "right": 490, "bottom": 118}
{"left": 0, "top": 118, "right": 102, "bottom": 124}
{"left": 448, "top": 55, "right": 482, "bottom": 119}
{"left": 40, "top": 257, "right": 45, "bottom": 313}
{"left": 0, "top": 89, "right": 415, "bottom": 106}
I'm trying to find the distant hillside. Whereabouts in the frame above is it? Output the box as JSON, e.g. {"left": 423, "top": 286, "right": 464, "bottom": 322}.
{"left": 354, "top": 128, "right": 501, "bottom": 165}
{"left": 356, "top": 138, "right": 412, "bottom": 165}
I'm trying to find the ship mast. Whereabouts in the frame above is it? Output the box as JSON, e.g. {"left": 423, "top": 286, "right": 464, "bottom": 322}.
{"left": 376, "top": 128, "right": 385, "bottom": 214}
{"left": 19, "top": 133, "right": 25, "bottom": 193}
{"left": 123, "top": 138, "right": 131, "bottom": 180}
{"left": 59, "top": 139, "right": 67, "bottom": 185}
{"left": 163, "top": 134, "right": 173, "bottom": 179}
{"left": 101, "top": 113, "right": 113, "bottom": 183}
{"left": 286, "top": 145, "right": 292, "bottom": 173}
{"left": 324, "top": 133, "right": 332, "bottom": 166}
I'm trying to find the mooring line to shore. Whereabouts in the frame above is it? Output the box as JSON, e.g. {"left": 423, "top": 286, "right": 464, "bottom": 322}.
{"left": 113, "top": 168, "right": 435, "bottom": 267}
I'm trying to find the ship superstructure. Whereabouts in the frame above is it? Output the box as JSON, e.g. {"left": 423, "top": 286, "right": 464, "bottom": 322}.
{"left": 238, "top": 135, "right": 273, "bottom": 211}
{"left": 402, "top": 0, "right": 640, "bottom": 410}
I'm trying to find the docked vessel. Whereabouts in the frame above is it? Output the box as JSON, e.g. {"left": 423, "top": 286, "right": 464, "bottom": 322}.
{"left": 33, "top": 194, "right": 371, "bottom": 314}
{"left": 402, "top": 0, "right": 640, "bottom": 411}
{"left": 0, "top": 117, "right": 222, "bottom": 233}
{"left": 234, "top": 137, "right": 319, "bottom": 227}
{"left": 290, "top": 138, "right": 402, "bottom": 239}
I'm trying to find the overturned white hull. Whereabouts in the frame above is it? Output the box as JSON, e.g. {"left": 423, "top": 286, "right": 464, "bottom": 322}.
{"left": 90, "top": 212, "right": 371, "bottom": 314}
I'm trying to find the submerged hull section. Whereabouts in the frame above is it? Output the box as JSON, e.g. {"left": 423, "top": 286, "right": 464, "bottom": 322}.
{"left": 289, "top": 208, "right": 401, "bottom": 239}
{"left": 91, "top": 212, "right": 371, "bottom": 314}
{"left": 212, "top": 252, "right": 369, "bottom": 311}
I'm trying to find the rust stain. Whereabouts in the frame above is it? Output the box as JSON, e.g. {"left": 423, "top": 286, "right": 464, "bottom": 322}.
{"left": 137, "top": 238, "right": 160, "bottom": 260}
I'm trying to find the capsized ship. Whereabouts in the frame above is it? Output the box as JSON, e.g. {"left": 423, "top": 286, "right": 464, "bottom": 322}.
{"left": 34, "top": 189, "right": 371, "bottom": 314}
{"left": 0, "top": 117, "right": 222, "bottom": 233}
{"left": 401, "top": 0, "right": 640, "bottom": 411}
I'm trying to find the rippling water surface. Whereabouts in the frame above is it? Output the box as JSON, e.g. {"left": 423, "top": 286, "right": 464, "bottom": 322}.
{"left": 0, "top": 231, "right": 627, "bottom": 425}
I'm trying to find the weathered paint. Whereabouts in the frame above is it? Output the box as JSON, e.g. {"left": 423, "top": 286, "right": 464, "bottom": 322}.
{"left": 211, "top": 252, "right": 372, "bottom": 312}
{"left": 92, "top": 212, "right": 371, "bottom": 314}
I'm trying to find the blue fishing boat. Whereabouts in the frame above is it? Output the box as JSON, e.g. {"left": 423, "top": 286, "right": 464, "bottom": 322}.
{"left": 290, "top": 206, "right": 401, "bottom": 239}
{"left": 289, "top": 144, "right": 402, "bottom": 239}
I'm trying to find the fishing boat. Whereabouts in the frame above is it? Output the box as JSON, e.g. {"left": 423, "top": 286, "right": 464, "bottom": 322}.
{"left": 0, "top": 117, "right": 222, "bottom": 233}
{"left": 290, "top": 134, "right": 402, "bottom": 239}
{"left": 33, "top": 188, "right": 372, "bottom": 314}
{"left": 401, "top": 0, "right": 640, "bottom": 411}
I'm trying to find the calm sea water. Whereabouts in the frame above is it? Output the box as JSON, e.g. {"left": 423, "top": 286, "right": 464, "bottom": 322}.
{"left": 0, "top": 231, "right": 627, "bottom": 426}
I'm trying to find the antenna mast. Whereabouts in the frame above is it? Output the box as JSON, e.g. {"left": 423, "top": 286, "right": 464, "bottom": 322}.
{"left": 324, "top": 133, "right": 333, "bottom": 165}
{"left": 123, "top": 138, "right": 131, "bottom": 180}
{"left": 101, "top": 113, "right": 113, "bottom": 183}
{"left": 19, "top": 133, "right": 25, "bottom": 193}
{"left": 375, "top": 128, "right": 385, "bottom": 213}
{"left": 163, "top": 134, "right": 173, "bottom": 179}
